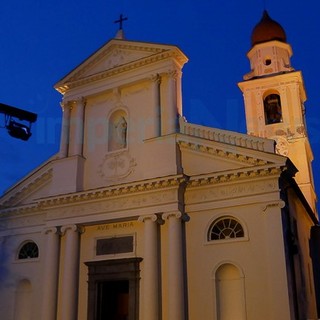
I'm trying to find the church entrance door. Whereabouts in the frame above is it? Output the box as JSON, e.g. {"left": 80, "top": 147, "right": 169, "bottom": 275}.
{"left": 86, "top": 258, "right": 142, "bottom": 320}
{"left": 97, "top": 280, "right": 129, "bottom": 320}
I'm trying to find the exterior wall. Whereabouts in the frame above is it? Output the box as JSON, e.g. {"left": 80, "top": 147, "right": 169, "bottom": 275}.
{"left": 0, "top": 229, "right": 45, "bottom": 320}
{"left": 286, "top": 188, "right": 318, "bottom": 319}
{"left": 82, "top": 81, "right": 179, "bottom": 191}
{"left": 185, "top": 176, "right": 292, "bottom": 320}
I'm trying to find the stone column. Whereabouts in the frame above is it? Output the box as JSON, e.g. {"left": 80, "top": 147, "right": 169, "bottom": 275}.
{"left": 151, "top": 74, "right": 161, "bottom": 138}
{"left": 138, "top": 214, "right": 161, "bottom": 320}
{"left": 69, "top": 97, "right": 86, "bottom": 157}
{"left": 162, "top": 211, "right": 187, "bottom": 320}
{"left": 59, "top": 101, "right": 71, "bottom": 158}
{"left": 60, "top": 225, "right": 83, "bottom": 320}
{"left": 40, "top": 227, "right": 60, "bottom": 320}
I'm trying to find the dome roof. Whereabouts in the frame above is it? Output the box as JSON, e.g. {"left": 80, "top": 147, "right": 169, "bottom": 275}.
{"left": 251, "top": 10, "right": 287, "bottom": 47}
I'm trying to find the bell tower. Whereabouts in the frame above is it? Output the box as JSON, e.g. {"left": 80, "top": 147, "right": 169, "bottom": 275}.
{"left": 238, "top": 11, "right": 317, "bottom": 212}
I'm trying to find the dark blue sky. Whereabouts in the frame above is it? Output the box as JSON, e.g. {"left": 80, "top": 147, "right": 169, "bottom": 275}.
{"left": 1, "top": 1, "right": 319, "bottom": 211}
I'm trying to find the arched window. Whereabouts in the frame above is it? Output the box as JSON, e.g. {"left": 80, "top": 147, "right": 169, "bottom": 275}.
{"left": 108, "top": 110, "right": 128, "bottom": 152}
{"left": 14, "top": 279, "right": 32, "bottom": 320}
{"left": 18, "top": 241, "right": 39, "bottom": 259}
{"left": 208, "top": 217, "right": 244, "bottom": 241}
{"left": 264, "top": 93, "right": 282, "bottom": 124}
{"left": 215, "top": 263, "right": 246, "bottom": 320}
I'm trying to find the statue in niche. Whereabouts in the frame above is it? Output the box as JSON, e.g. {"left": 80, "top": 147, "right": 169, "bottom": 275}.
{"left": 109, "top": 114, "right": 127, "bottom": 151}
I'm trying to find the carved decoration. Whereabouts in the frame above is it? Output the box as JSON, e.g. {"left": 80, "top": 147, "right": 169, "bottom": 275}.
{"left": 39, "top": 175, "right": 184, "bottom": 208}
{"left": 0, "top": 169, "right": 53, "bottom": 207}
{"left": 56, "top": 47, "right": 187, "bottom": 94}
{"left": 178, "top": 140, "right": 270, "bottom": 166}
{"left": 46, "top": 189, "right": 177, "bottom": 220}
{"left": 98, "top": 151, "right": 136, "bottom": 182}
{"left": 272, "top": 136, "right": 289, "bottom": 156}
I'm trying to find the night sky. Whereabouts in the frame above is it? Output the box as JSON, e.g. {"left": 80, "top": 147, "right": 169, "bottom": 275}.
{"left": 1, "top": 1, "right": 319, "bottom": 212}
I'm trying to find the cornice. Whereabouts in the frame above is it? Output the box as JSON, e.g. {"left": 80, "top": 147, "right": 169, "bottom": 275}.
{"left": 0, "top": 169, "right": 53, "bottom": 208}
{"left": 239, "top": 70, "right": 303, "bottom": 90}
{"left": 39, "top": 175, "right": 185, "bottom": 208}
{"left": 187, "top": 165, "right": 284, "bottom": 188}
{"left": 178, "top": 140, "right": 270, "bottom": 166}
{"left": 0, "top": 203, "right": 41, "bottom": 218}
{"left": 56, "top": 48, "right": 185, "bottom": 94}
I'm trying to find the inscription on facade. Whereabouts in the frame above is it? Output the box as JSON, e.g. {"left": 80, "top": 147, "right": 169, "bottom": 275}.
{"left": 96, "top": 222, "right": 134, "bottom": 231}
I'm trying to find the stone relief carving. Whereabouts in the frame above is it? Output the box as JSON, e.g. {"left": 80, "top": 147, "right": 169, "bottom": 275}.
{"left": 98, "top": 151, "right": 136, "bottom": 182}
{"left": 272, "top": 136, "right": 289, "bottom": 156}
{"left": 105, "top": 49, "right": 127, "bottom": 68}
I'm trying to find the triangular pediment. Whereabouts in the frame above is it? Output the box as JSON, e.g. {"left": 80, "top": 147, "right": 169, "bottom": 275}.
{"left": 54, "top": 39, "right": 188, "bottom": 93}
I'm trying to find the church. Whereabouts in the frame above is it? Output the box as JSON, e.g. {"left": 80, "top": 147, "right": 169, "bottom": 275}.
{"left": 0, "top": 10, "right": 319, "bottom": 320}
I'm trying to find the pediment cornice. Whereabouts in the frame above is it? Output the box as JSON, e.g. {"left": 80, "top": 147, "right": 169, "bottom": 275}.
{"left": 0, "top": 169, "right": 53, "bottom": 208}
{"left": 55, "top": 41, "right": 188, "bottom": 94}
{"left": 178, "top": 139, "right": 272, "bottom": 166}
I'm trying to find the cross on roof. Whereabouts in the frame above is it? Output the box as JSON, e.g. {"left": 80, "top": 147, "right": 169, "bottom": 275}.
{"left": 114, "top": 14, "right": 128, "bottom": 30}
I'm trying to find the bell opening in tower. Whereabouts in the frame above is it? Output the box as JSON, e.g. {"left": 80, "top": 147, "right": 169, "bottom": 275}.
{"left": 264, "top": 93, "right": 282, "bottom": 125}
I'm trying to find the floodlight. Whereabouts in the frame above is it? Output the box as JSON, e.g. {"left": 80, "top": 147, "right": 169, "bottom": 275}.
{"left": 0, "top": 103, "right": 37, "bottom": 141}
{"left": 6, "top": 120, "right": 32, "bottom": 141}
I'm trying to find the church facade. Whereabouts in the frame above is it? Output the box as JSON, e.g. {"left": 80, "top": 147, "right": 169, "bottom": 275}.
{"left": 0, "top": 11, "right": 319, "bottom": 320}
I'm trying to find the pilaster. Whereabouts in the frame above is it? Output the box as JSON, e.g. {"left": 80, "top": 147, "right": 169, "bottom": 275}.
{"left": 60, "top": 224, "right": 83, "bottom": 320}
{"left": 59, "top": 101, "right": 72, "bottom": 158}
{"left": 162, "top": 211, "right": 188, "bottom": 320}
{"left": 41, "top": 227, "right": 60, "bottom": 320}
{"left": 69, "top": 97, "right": 86, "bottom": 157}
{"left": 150, "top": 74, "right": 161, "bottom": 138}
{"left": 138, "top": 214, "right": 162, "bottom": 320}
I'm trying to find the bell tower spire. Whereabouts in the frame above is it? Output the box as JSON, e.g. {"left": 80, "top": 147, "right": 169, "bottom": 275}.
{"left": 238, "top": 11, "right": 317, "bottom": 212}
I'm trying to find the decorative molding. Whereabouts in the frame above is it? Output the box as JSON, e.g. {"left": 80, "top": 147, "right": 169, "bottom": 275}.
{"left": 261, "top": 200, "right": 286, "bottom": 213}
{"left": 188, "top": 166, "right": 282, "bottom": 188}
{"left": 56, "top": 47, "right": 187, "bottom": 94}
{"left": 39, "top": 175, "right": 184, "bottom": 209}
{"left": 0, "top": 203, "right": 40, "bottom": 216}
{"left": 162, "top": 211, "right": 190, "bottom": 222}
{"left": 178, "top": 140, "right": 270, "bottom": 166}
{"left": 138, "top": 214, "right": 163, "bottom": 224}
{"left": 0, "top": 169, "right": 53, "bottom": 207}
{"left": 42, "top": 226, "right": 60, "bottom": 236}
{"left": 273, "top": 136, "right": 289, "bottom": 156}
{"left": 97, "top": 151, "right": 137, "bottom": 182}
{"left": 150, "top": 73, "right": 161, "bottom": 84}
{"left": 68, "top": 44, "right": 166, "bottom": 82}
{"left": 0, "top": 210, "right": 45, "bottom": 231}
{"left": 61, "top": 224, "right": 84, "bottom": 236}
{"left": 46, "top": 189, "right": 178, "bottom": 220}
{"left": 179, "top": 117, "right": 273, "bottom": 152}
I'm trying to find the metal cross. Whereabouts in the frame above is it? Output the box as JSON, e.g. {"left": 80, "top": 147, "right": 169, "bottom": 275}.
{"left": 114, "top": 14, "right": 128, "bottom": 30}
